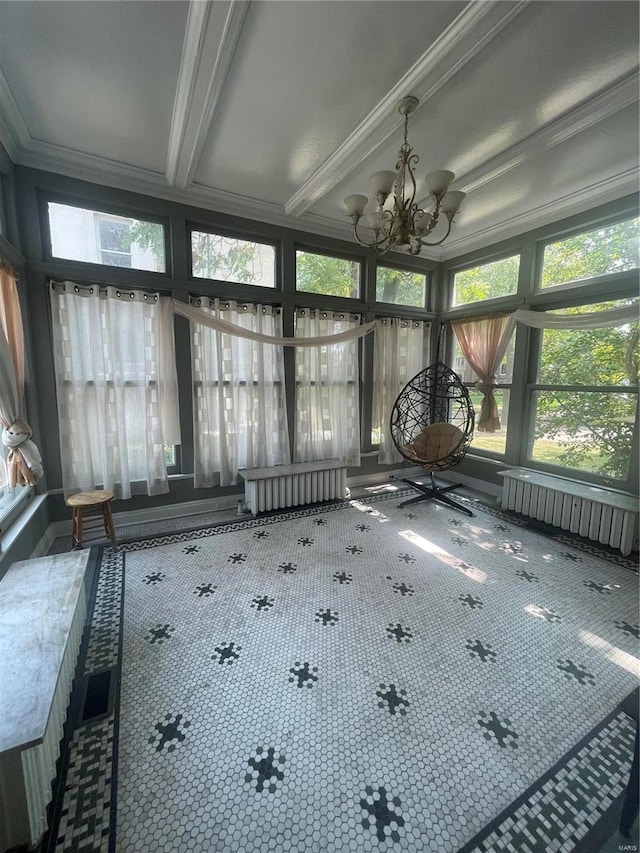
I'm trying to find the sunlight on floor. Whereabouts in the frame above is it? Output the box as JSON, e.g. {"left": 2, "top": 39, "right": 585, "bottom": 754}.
{"left": 364, "top": 483, "right": 399, "bottom": 494}
{"left": 579, "top": 631, "right": 640, "bottom": 677}
{"left": 398, "top": 529, "right": 487, "bottom": 582}
{"left": 349, "top": 500, "right": 390, "bottom": 523}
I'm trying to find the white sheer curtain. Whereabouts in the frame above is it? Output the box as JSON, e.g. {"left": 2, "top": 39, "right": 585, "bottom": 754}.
{"left": 191, "top": 298, "right": 290, "bottom": 487}
{"left": 50, "top": 282, "right": 180, "bottom": 499}
{"left": 295, "top": 310, "right": 361, "bottom": 466}
{"left": 373, "top": 318, "right": 428, "bottom": 464}
{"left": 512, "top": 303, "right": 638, "bottom": 329}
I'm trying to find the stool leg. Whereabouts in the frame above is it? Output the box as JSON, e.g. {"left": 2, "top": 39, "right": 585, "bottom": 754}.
{"left": 103, "top": 501, "right": 118, "bottom": 551}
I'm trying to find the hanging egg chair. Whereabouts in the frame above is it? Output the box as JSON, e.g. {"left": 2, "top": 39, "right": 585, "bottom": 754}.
{"left": 390, "top": 325, "right": 475, "bottom": 516}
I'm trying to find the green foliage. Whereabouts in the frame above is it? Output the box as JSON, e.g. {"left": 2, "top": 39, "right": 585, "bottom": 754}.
{"left": 128, "top": 220, "right": 164, "bottom": 261}
{"left": 534, "top": 300, "right": 638, "bottom": 480}
{"left": 454, "top": 255, "right": 519, "bottom": 305}
{"left": 129, "top": 223, "right": 258, "bottom": 282}
{"left": 376, "top": 267, "right": 425, "bottom": 306}
{"left": 541, "top": 217, "right": 639, "bottom": 288}
{"left": 296, "top": 252, "right": 359, "bottom": 298}
{"left": 533, "top": 391, "right": 636, "bottom": 479}
{"left": 190, "top": 234, "right": 257, "bottom": 282}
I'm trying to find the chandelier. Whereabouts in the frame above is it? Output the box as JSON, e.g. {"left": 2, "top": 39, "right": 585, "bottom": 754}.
{"left": 344, "top": 96, "right": 465, "bottom": 256}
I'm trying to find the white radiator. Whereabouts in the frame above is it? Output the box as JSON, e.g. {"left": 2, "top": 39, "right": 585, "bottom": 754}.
{"left": 499, "top": 468, "right": 639, "bottom": 557}
{"left": 240, "top": 461, "right": 347, "bottom": 516}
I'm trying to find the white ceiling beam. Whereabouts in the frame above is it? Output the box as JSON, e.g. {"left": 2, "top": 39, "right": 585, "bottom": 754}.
{"left": 449, "top": 71, "right": 640, "bottom": 197}
{"left": 166, "top": 0, "right": 250, "bottom": 190}
{"left": 284, "top": 0, "right": 530, "bottom": 217}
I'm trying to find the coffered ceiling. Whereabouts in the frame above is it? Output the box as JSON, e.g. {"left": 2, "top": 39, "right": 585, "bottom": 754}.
{"left": 1, "top": 0, "right": 638, "bottom": 260}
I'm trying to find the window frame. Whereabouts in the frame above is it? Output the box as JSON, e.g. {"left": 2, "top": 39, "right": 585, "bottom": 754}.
{"left": 374, "top": 262, "right": 429, "bottom": 308}
{"left": 521, "top": 300, "right": 639, "bottom": 487}
{"left": 188, "top": 223, "right": 279, "bottom": 290}
{"left": 450, "top": 322, "right": 516, "bottom": 461}
{"left": 294, "top": 246, "right": 363, "bottom": 302}
{"left": 535, "top": 212, "right": 640, "bottom": 294}
{"left": 449, "top": 251, "right": 522, "bottom": 308}
{"left": 40, "top": 192, "right": 170, "bottom": 276}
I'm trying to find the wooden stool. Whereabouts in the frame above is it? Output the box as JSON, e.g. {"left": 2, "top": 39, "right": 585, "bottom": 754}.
{"left": 66, "top": 489, "right": 118, "bottom": 551}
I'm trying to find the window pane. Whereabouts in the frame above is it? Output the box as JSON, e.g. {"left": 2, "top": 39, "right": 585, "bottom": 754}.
{"left": 453, "top": 334, "right": 515, "bottom": 383}
{"left": 376, "top": 266, "right": 426, "bottom": 306}
{"left": 537, "top": 301, "right": 639, "bottom": 386}
{"left": 100, "top": 251, "right": 132, "bottom": 268}
{"left": 541, "top": 217, "right": 639, "bottom": 288}
{"left": 191, "top": 231, "right": 276, "bottom": 287}
{"left": 47, "top": 202, "right": 165, "bottom": 272}
{"left": 467, "top": 389, "right": 509, "bottom": 455}
{"left": 530, "top": 391, "right": 636, "bottom": 479}
{"left": 453, "top": 255, "right": 519, "bottom": 306}
{"left": 99, "top": 219, "right": 130, "bottom": 252}
{"left": 296, "top": 251, "right": 360, "bottom": 298}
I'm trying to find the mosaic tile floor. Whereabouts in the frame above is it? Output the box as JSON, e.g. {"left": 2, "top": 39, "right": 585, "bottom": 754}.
{"left": 44, "top": 492, "right": 639, "bottom": 852}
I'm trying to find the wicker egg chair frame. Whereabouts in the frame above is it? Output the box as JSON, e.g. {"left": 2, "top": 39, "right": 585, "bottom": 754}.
{"left": 390, "top": 331, "right": 475, "bottom": 516}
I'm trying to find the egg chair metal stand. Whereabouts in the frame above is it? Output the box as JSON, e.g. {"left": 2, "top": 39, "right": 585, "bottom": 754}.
{"left": 390, "top": 331, "right": 475, "bottom": 516}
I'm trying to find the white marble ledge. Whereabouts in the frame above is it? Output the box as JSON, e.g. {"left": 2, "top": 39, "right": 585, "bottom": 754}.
{"left": 239, "top": 459, "right": 346, "bottom": 481}
{"left": 0, "top": 551, "right": 88, "bottom": 755}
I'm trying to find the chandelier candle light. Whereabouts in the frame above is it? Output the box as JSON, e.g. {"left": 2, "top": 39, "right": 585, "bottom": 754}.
{"left": 344, "top": 96, "right": 465, "bottom": 256}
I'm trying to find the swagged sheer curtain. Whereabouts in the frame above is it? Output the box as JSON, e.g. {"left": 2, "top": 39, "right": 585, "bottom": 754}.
{"left": 451, "top": 314, "right": 516, "bottom": 432}
{"left": 294, "top": 310, "right": 361, "bottom": 466}
{"left": 190, "top": 298, "right": 290, "bottom": 487}
{"left": 50, "top": 282, "right": 180, "bottom": 499}
{"left": 0, "top": 266, "right": 44, "bottom": 486}
{"left": 373, "top": 318, "right": 428, "bottom": 464}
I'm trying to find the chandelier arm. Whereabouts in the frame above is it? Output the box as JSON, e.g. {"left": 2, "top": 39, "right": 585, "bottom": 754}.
{"left": 417, "top": 216, "right": 454, "bottom": 247}
{"left": 410, "top": 203, "right": 436, "bottom": 238}
{"left": 352, "top": 216, "right": 393, "bottom": 252}
{"left": 404, "top": 152, "right": 419, "bottom": 209}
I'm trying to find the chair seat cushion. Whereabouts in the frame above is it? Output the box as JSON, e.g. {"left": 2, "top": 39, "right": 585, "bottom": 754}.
{"left": 402, "top": 422, "right": 464, "bottom": 465}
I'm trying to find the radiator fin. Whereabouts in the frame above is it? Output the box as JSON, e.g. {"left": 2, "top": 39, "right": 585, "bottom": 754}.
{"left": 500, "top": 469, "right": 638, "bottom": 557}
{"left": 243, "top": 465, "right": 347, "bottom": 515}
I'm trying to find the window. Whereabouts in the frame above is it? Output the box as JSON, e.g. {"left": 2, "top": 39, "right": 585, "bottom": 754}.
{"left": 540, "top": 216, "right": 639, "bottom": 289}
{"left": 372, "top": 319, "right": 427, "bottom": 459}
{"left": 296, "top": 251, "right": 360, "bottom": 299}
{"left": 294, "top": 310, "right": 361, "bottom": 465}
{"left": 190, "top": 299, "right": 289, "bottom": 486}
{"left": 190, "top": 231, "right": 276, "bottom": 287}
{"left": 376, "top": 266, "right": 426, "bottom": 307}
{"left": 453, "top": 332, "right": 515, "bottom": 456}
{"left": 49, "top": 283, "right": 180, "bottom": 498}
{"left": 529, "top": 300, "right": 638, "bottom": 481}
{"left": 453, "top": 255, "right": 520, "bottom": 306}
{"left": 47, "top": 202, "right": 166, "bottom": 272}
{"left": 0, "top": 265, "right": 36, "bottom": 533}
{"left": 97, "top": 216, "right": 132, "bottom": 267}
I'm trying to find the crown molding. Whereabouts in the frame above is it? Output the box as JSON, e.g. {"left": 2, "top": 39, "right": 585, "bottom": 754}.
{"left": 8, "top": 132, "right": 636, "bottom": 266}
{"left": 284, "top": 0, "right": 529, "bottom": 217}
{"left": 452, "top": 71, "right": 640, "bottom": 197}
{"left": 439, "top": 166, "right": 640, "bottom": 260}
{"left": 8, "top": 136, "right": 376, "bottom": 245}
{"left": 166, "top": 0, "right": 249, "bottom": 190}
{"left": 0, "top": 67, "right": 31, "bottom": 160}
